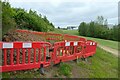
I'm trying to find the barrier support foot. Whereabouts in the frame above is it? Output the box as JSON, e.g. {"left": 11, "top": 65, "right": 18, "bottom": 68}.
{"left": 39, "top": 64, "right": 45, "bottom": 75}
{"left": 82, "top": 58, "right": 87, "bottom": 62}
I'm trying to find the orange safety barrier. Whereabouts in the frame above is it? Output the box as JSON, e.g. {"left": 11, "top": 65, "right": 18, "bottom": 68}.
{"left": 0, "top": 42, "right": 51, "bottom": 72}
{"left": 0, "top": 30, "right": 97, "bottom": 72}
{"left": 53, "top": 41, "right": 86, "bottom": 64}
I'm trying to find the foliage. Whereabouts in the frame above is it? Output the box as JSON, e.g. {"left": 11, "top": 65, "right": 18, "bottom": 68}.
{"left": 2, "top": 1, "right": 55, "bottom": 36}
{"left": 78, "top": 22, "right": 88, "bottom": 36}
{"left": 78, "top": 16, "right": 119, "bottom": 41}
{"left": 2, "top": 1, "right": 16, "bottom": 35}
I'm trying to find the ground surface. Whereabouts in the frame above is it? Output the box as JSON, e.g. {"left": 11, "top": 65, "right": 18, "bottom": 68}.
{"left": 2, "top": 29, "right": 46, "bottom": 42}
{"left": 2, "top": 29, "right": 118, "bottom": 78}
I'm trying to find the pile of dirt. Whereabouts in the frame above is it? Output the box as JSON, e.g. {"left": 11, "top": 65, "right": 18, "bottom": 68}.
{"left": 2, "top": 29, "right": 48, "bottom": 66}
{"left": 2, "top": 30, "right": 46, "bottom": 42}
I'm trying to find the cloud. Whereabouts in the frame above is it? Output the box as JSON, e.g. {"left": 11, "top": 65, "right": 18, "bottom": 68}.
{"left": 9, "top": 0, "right": 119, "bottom": 27}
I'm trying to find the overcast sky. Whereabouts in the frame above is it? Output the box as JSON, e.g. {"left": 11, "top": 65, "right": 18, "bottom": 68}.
{"left": 8, "top": 0, "right": 119, "bottom": 28}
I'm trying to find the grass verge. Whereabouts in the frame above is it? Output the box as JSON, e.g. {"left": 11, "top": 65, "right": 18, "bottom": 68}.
{"left": 62, "top": 30, "right": 118, "bottom": 50}
{"left": 78, "top": 47, "right": 118, "bottom": 78}
{"left": 58, "top": 62, "right": 72, "bottom": 77}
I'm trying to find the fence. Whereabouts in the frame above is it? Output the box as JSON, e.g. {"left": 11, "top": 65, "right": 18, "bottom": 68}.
{"left": 0, "top": 30, "right": 97, "bottom": 72}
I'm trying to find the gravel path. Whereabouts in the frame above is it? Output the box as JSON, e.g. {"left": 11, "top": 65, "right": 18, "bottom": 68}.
{"left": 98, "top": 44, "right": 119, "bottom": 57}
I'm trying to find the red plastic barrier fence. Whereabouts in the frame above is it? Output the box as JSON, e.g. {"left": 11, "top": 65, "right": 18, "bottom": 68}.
{"left": 83, "top": 40, "right": 97, "bottom": 58}
{"left": 0, "top": 30, "right": 97, "bottom": 72}
{"left": 53, "top": 41, "right": 86, "bottom": 64}
{"left": 0, "top": 42, "right": 51, "bottom": 72}
{"left": 16, "top": 30, "right": 86, "bottom": 42}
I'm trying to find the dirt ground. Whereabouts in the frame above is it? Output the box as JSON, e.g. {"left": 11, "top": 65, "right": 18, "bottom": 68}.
{"left": 2, "top": 30, "right": 46, "bottom": 42}
{"left": 9, "top": 60, "right": 91, "bottom": 78}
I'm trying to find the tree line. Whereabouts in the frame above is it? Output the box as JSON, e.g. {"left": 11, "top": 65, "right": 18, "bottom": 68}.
{"left": 78, "top": 16, "right": 120, "bottom": 41}
{"left": 1, "top": 1, "right": 55, "bottom": 36}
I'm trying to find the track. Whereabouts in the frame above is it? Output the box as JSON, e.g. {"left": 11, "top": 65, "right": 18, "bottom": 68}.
{"left": 98, "top": 44, "right": 119, "bottom": 57}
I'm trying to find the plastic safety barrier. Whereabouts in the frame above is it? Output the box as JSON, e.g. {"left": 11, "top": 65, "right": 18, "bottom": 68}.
{"left": 0, "top": 30, "right": 97, "bottom": 72}
{"left": 83, "top": 40, "right": 97, "bottom": 58}
{"left": 0, "top": 42, "right": 51, "bottom": 72}
{"left": 53, "top": 41, "right": 86, "bottom": 64}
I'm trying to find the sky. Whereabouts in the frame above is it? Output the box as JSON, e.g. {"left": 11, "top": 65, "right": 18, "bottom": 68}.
{"left": 8, "top": 0, "right": 119, "bottom": 28}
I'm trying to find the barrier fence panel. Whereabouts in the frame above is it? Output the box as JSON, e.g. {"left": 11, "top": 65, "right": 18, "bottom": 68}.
{"left": 0, "top": 42, "right": 51, "bottom": 72}
{"left": 16, "top": 30, "right": 87, "bottom": 42}
{"left": 53, "top": 41, "right": 86, "bottom": 64}
{"left": 64, "top": 34, "right": 87, "bottom": 42}
{"left": 45, "top": 32, "right": 64, "bottom": 42}
{"left": 83, "top": 40, "right": 97, "bottom": 58}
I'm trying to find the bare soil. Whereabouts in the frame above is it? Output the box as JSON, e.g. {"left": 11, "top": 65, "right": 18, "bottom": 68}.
{"left": 2, "top": 30, "right": 46, "bottom": 42}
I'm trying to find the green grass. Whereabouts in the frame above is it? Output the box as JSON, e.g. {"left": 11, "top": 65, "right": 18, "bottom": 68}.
{"left": 2, "top": 69, "right": 41, "bottom": 78}
{"left": 84, "top": 36, "right": 119, "bottom": 50}
{"left": 49, "top": 28, "right": 64, "bottom": 34}
{"left": 58, "top": 63, "right": 72, "bottom": 77}
{"left": 63, "top": 30, "right": 79, "bottom": 35}
{"left": 78, "top": 47, "right": 118, "bottom": 78}
{"left": 62, "top": 30, "right": 118, "bottom": 50}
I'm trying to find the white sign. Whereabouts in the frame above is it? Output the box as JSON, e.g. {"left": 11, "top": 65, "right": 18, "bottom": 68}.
{"left": 23, "top": 43, "right": 32, "bottom": 48}
{"left": 93, "top": 42, "right": 95, "bottom": 45}
{"left": 90, "top": 42, "right": 92, "bottom": 45}
{"left": 74, "top": 42, "right": 78, "bottom": 46}
{"left": 3, "top": 43, "right": 13, "bottom": 48}
{"left": 65, "top": 42, "right": 70, "bottom": 46}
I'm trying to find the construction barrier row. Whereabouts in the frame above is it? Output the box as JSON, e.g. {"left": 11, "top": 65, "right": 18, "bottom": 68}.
{"left": 0, "top": 30, "right": 97, "bottom": 72}
{"left": 16, "top": 30, "right": 86, "bottom": 42}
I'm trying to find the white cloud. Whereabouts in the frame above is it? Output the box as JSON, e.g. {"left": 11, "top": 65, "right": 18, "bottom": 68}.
{"left": 108, "top": 17, "right": 118, "bottom": 24}
{"left": 7, "top": 0, "right": 119, "bottom": 27}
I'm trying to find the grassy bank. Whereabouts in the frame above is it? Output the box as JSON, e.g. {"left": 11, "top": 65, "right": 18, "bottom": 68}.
{"left": 78, "top": 47, "right": 118, "bottom": 78}
{"left": 62, "top": 30, "right": 118, "bottom": 50}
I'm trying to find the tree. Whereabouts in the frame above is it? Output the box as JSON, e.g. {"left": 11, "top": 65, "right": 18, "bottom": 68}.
{"left": 104, "top": 19, "right": 108, "bottom": 27}
{"left": 78, "top": 16, "right": 119, "bottom": 41}
{"left": 58, "top": 26, "right": 60, "bottom": 29}
{"left": 96, "top": 16, "right": 104, "bottom": 25}
{"left": 2, "top": 1, "right": 55, "bottom": 35}
{"left": 2, "top": 1, "right": 16, "bottom": 35}
{"left": 78, "top": 22, "right": 88, "bottom": 36}
{"left": 88, "top": 21, "right": 95, "bottom": 37}
{"left": 112, "top": 25, "right": 119, "bottom": 41}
